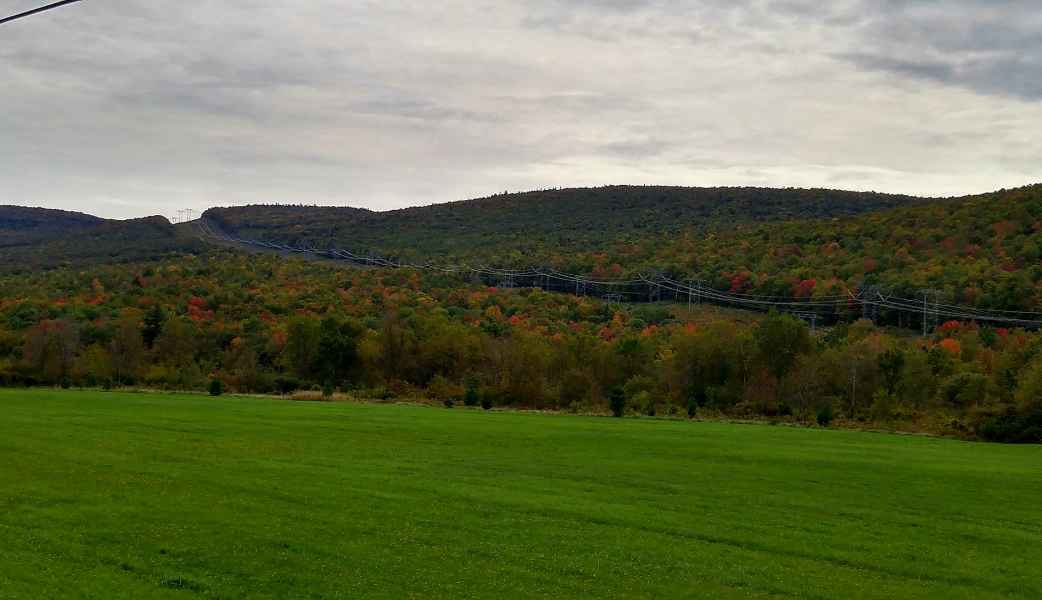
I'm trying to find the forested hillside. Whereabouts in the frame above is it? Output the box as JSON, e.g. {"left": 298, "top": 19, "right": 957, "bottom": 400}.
{"left": 0, "top": 206, "right": 105, "bottom": 248}
{"left": 2, "top": 252, "right": 1039, "bottom": 442}
{"left": 4, "top": 185, "right": 1042, "bottom": 441}
{"left": 206, "top": 184, "right": 1042, "bottom": 312}
{"left": 612, "top": 184, "right": 1042, "bottom": 311}
{"left": 205, "top": 186, "right": 934, "bottom": 263}
{"left": 0, "top": 214, "right": 204, "bottom": 274}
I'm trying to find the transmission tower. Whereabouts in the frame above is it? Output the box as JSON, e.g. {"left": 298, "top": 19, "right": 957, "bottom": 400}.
{"left": 861, "top": 285, "right": 882, "bottom": 323}
{"left": 921, "top": 289, "right": 942, "bottom": 336}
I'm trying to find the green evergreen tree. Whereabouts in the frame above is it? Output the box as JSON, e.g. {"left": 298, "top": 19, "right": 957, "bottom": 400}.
{"left": 610, "top": 387, "right": 626, "bottom": 418}
{"left": 142, "top": 304, "right": 165, "bottom": 349}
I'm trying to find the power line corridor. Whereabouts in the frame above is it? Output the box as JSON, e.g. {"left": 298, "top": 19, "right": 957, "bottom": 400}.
{"left": 193, "top": 218, "right": 1042, "bottom": 332}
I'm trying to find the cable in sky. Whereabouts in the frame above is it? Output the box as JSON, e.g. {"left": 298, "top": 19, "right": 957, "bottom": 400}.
{"left": 0, "top": 0, "right": 85, "bottom": 26}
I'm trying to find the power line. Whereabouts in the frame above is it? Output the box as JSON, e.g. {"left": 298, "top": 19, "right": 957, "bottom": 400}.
{"left": 194, "top": 218, "right": 1042, "bottom": 331}
{"left": 0, "top": 0, "right": 86, "bottom": 26}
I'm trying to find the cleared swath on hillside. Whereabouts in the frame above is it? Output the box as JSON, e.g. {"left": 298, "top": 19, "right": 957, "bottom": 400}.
{"left": 203, "top": 184, "right": 1042, "bottom": 313}
{"left": 205, "top": 186, "right": 938, "bottom": 264}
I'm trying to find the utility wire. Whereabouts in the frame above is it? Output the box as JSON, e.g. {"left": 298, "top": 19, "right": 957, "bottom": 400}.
{"left": 195, "top": 219, "right": 1042, "bottom": 329}
{"left": 0, "top": 0, "right": 85, "bottom": 26}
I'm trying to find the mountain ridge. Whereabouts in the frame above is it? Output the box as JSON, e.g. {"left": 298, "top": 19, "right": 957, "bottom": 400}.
{"left": 6, "top": 184, "right": 1042, "bottom": 312}
{"left": 203, "top": 185, "right": 951, "bottom": 264}
{"left": 0, "top": 212, "right": 203, "bottom": 274}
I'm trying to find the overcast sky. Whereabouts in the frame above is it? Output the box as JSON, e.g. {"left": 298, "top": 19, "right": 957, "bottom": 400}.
{"left": 2, "top": 0, "right": 1040, "bottom": 219}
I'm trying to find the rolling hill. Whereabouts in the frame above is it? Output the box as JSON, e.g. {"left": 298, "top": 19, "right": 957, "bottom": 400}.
{"left": 0, "top": 209, "right": 204, "bottom": 274}
{"left": 202, "top": 184, "right": 1042, "bottom": 311}
{"left": 7, "top": 184, "right": 1042, "bottom": 312}
{"left": 4, "top": 186, "right": 1042, "bottom": 441}
{"left": 0, "top": 206, "right": 105, "bottom": 249}
{"left": 204, "top": 186, "right": 938, "bottom": 264}
{"left": 638, "top": 184, "right": 1042, "bottom": 311}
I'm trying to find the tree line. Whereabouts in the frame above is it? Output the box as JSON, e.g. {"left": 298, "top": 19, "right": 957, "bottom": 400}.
{"left": 1, "top": 253, "right": 1040, "bottom": 442}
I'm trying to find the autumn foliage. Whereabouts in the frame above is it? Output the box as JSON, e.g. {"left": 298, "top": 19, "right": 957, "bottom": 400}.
{"left": 1, "top": 252, "right": 1040, "bottom": 442}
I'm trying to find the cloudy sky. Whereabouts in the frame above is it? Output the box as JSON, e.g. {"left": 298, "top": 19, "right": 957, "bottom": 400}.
{"left": 2, "top": 0, "right": 1040, "bottom": 219}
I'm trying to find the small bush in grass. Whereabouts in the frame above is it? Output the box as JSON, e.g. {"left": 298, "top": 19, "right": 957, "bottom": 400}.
{"left": 322, "top": 381, "right": 334, "bottom": 399}
{"left": 359, "top": 386, "right": 395, "bottom": 401}
{"left": 610, "top": 387, "right": 626, "bottom": 418}
{"left": 274, "top": 377, "right": 300, "bottom": 396}
{"left": 640, "top": 393, "right": 656, "bottom": 417}
{"left": 464, "top": 384, "right": 479, "bottom": 407}
{"left": 686, "top": 395, "right": 698, "bottom": 419}
{"left": 817, "top": 403, "right": 834, "bottom": 427}
{"left": 478, "top": 386, "right": 496, "bottom": 410}
{"left": 209, "top": 379, "right": 223, "bottom": 397}
{"left": 871, "top": 389, "right": 895, "bottom": 421}
{"left": 429, "top": 374, "right": 463, "bottom": 407}
{"left": 977, "top": 409, "right": 1042, "bottom": 443}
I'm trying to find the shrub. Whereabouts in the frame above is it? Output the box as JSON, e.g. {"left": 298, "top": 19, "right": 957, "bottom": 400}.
{"left": 976, "top": 409, "right": 1042, "bottom": 444}
{"left": 429, "top": 374, "right": 463, "bottom": 406}
{"left": 705, "top": 386, "right": 728, "bottom": 411}
{"left": 209, "top": 379, "right": 223, "bottom": 397}
{"left": 464, "top": 384, "right": 479, "bottom": 407}
{"left": 1015, "top": 360, "right": 1042, "bottom": 412}
{"left": 622, "top": 375, "right": 655, "bottom": 403}
{"left": 361, "top": 386, "right": 395, "bottom": 401}
{"left": 942, "top": 372, "right": 992, "bottom": 407}
{"left": 610, "top": 387, "right": 626, "bottom": 418}
{"left": 816, "top": 403, "right": 834, "bottom": 427}
{"left": 559, "top": 370, "right": 589, "bottom": 408}
{"left": 274, "top": 376, "right": 300, "bottom": 395}
{"left": 637, "top": 392, "right": 655, "bottom": 417}
{"left": 477, "top": 386, "right": 497, "bottom": 410}
{"left": 322, "top": 381, "right": 334, "bottom": 399}
{"left": 443, "top": 398, "right": 455, "bottom": 408}
{"left": 686, "top": 395, "right": 698, "bottom": 419}
{"left": 871, "top": 389, "right": 895, "bottom": 421}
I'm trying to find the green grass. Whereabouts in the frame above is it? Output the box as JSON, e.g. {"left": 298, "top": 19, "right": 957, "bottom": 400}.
{"left": 1, "top": 390, "right": 1040, "bottom": 599}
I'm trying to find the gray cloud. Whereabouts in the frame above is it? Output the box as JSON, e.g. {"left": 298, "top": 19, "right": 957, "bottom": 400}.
{"left": 830, "top": 1, "right": 1042, "bottom": 99}
{"left": 841, "top": 52, "right": 1042, "bottom": 100}
{"left": 0, "top": 0, "right": 1038, "bottom": 219}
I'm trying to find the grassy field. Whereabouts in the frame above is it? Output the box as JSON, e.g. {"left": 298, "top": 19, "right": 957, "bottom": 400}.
{"left": 1, "top": 390, "right": 1040, "bottom": 599}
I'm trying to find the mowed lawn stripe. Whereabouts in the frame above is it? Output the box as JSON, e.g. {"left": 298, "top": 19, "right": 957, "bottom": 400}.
{"left": 1, "top": 389, "right": 1039, "bottom": 599}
